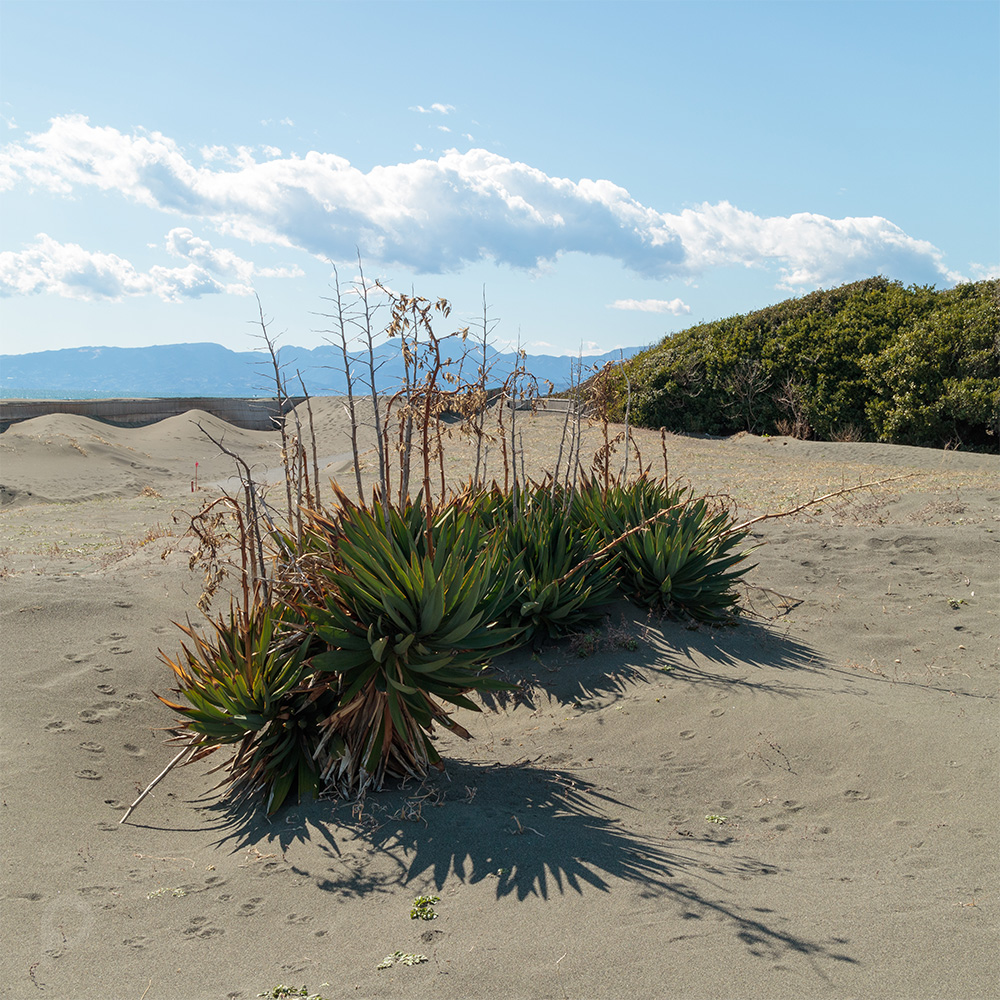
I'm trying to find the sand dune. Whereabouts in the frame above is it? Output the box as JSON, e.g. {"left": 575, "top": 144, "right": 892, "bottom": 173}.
{"left": 0, "top": 407, "right": 997, "bottom": 999}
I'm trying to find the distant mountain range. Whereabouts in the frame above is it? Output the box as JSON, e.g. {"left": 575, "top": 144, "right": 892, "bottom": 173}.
{"left": 0, "top": 341, "right": 643, "bottom": 399}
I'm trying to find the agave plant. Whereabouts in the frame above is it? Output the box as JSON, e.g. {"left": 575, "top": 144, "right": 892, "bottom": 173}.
{"left": 300, "top": 494, "right": 521, "bottom": 796}
{"left": 573, "top": 475, "right": 753, "bottom": 621}
{"left": 157, "top": 603, "right": 330, "bottom": 814}
{"left": 492, "top": 482, "right": 618, "bottom": 642}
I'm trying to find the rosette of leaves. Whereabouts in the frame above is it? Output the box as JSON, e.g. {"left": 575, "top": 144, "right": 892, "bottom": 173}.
{"left": 301, "top": 495, "right": 521, "bottom": 796}
{"left": 495, "top": 483, "right": 618, "bottom": 642}
{"left": 574, "top": 476, "right": 753, "bottom": 621}
{"left": 157, "top": 604, "right": 331, "bottom": 814}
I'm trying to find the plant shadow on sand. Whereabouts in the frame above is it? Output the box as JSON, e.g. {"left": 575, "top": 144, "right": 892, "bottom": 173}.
{"left": 478, "top": 601, "right": 834, "bottom": 712}
{"left": 198, "top": 757, "right": 858, "bottom": 976}
{"left": 167, "top": 612, "right": 859, "bottom": 977}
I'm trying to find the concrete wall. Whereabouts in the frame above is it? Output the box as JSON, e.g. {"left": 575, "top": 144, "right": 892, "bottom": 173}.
{"left": 0, "top": 397, "right": 307, "bottom": 433}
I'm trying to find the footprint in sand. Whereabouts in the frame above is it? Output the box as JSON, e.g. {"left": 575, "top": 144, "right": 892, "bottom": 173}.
{"left": 843, "top": 789, "right": 871, "bottom": 801}
{"left": 239, "top": 898, "right": 264, "bottom": 916}
{"left": 75, "top": 769, "right": 102, "bottom": 781}
{"left": 79, "top": 741, "right": 105, "bottom": 754}
{"left": 96, "top": 683, "right": 116, "bottom": 695}
{"left": 123, "top": 743, "right": 145, "bottom": 757}
{"left": 285, "top": 913, "right": 312, "bottom": 925}
{"left": 44, "top": 720, "right": 72, "bottom": 732}
{"left": 679, "top": 730, "right": 696, "bottom": 740}
{"left": 709, "top": 707, "right": 726, "bottom": 717}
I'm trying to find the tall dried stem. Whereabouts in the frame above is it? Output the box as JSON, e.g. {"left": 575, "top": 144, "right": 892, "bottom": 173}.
{"left": 317, "top": 264, "right": 362, "bottom": 500}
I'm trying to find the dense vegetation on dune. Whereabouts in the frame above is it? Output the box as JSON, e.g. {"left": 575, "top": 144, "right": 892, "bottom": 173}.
{"left": 612, "top": 277, "right": 999, "bottom": 451}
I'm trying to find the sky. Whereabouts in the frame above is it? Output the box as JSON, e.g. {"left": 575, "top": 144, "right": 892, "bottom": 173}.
{"left": 1, "top": 0, "right": 997, "bottom": 358}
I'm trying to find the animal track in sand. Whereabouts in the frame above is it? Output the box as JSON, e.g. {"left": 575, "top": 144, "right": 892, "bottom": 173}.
{"left": 123, "top": 935, "right": 149, "bottom": 951}
{"left": 79, "top": 741, "right": 105, "bottom": 753}
{"left": 44, "top": 719, "right": 72, "bottom": 732}
{"left": 96, "top": 683, "right": 116, "bottom": 695}
{"left": 184, "top": 916, "right": 225, "bottom": 938}
{"left": 239, "top": 897, "right": 264, "bottom": 916}
{"left": 75, "top": 769, "right": 102, "bottom": 780}
{"left": 843, "top": 789, "right": 871, "bottom": 801}
{"left": 679, "top": 730, "right": 696, "bottom": 740}
{"left": 79, "top": 700, "right": 123, "bottom": 724}
{"left": 123, "top": 743, "right": 145, "bottom": 757}
{"left": 285, "top": 912, "right": 312, "bottom": 925}
{"left": 709, "top": 707, "right": 726, "bottom": 717}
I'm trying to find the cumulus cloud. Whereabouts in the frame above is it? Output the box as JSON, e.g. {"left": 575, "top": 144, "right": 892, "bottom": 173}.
{"left": 0, "top": 115, "right": 962, "bottom": 292}
{"left": 610, "top": 297, "right": 691, "bottom": 315}
{"left": 0, "top": 228, "right": 301, "bottom": 301}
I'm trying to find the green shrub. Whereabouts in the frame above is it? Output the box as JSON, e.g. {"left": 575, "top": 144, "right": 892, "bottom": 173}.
{"left": 865, "top": 282, "right": 1000, "bottom": 448}
{"left": 616, "top": 277, "right": 998, "bottom": 451}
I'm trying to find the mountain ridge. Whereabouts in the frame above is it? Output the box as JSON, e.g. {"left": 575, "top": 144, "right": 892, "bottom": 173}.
{"left": 0, "top": 341, "right": 644, "bottom": 399}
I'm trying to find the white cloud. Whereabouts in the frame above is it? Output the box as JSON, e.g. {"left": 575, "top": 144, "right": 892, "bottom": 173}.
{"left": 411, "top": 103, "right": 454, "bottom": 115}
{"left": 437, "top": 125, "right": 451, "bottom": 133}
{"left": 610, "top": 297, "right": 691, "bottom": 315}
{"left": 0, "top": 116, "right": 963, "bottom": 292}
{"left": 0, "top": 229, "right": 301, "bottom": 301}
{"left": 967, "top": 261, "right": 999, "bottom": 280}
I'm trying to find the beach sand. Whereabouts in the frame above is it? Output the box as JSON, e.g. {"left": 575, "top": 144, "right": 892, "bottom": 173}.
{"left": 1, "top": 403, "right": 997, "bottom": 999}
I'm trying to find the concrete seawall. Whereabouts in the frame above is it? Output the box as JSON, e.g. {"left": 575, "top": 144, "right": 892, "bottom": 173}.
{"left": 0, "top": 397, "right": 307, "bottom": 433}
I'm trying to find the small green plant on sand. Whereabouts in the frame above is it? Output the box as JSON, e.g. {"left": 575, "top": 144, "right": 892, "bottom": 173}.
{"left": 257, "top": 988, "right": 329, "bottom": 1000}
{"left": 146, "top": 886, "right": 186, "bottom": 899}
{"left": 377, "top": 951, "right": 429, "bottom": 970}
{"left": 705, "top": 814, "right": 728, "bottom": 825}
{"left": 410, "top": 894, "right": 440, "bottom": 920}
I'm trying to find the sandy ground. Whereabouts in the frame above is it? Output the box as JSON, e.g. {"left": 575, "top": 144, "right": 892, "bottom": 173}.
{"left": 0, "top": 402, "right": 997, "bottom": 1000}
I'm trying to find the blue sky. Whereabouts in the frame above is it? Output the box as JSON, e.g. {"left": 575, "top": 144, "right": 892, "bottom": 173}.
{"left": 1, "top": 0, "right": 997, "bottom": 358}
